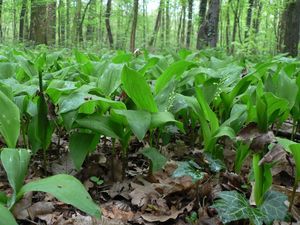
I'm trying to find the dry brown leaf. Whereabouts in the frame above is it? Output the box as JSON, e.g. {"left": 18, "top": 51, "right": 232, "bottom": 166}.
{"left": 12, "top": 192, "right": 32, "bottom": 220}
{"left": 101, "top": 201, "right": 134, "bottom": 222}
{"left": 141, "top": 201, "right": 194, "bottom": 222}
{"left": 28, "top": 201, "right": 55, "bottom": 220}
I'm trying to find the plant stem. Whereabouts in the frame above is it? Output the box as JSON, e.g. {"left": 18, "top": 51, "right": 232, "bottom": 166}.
{"left": 111, "top": 139, "right": 116, "bottom": 181}
{"left": 291, "top": 119, "right": 297, "bottom": 141}
{"left": 253, "top": 153, "right": 263, "bottom": 206}
{"left": 121, "top": 146, "right": 128, "bottom": 180}
{"left": 288, "top": 179, "right": 298, "bottom": 212}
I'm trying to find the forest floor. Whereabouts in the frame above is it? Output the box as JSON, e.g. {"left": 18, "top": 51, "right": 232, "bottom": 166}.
{"left": 1, "top": 121, "right": 300, "bottom": 225}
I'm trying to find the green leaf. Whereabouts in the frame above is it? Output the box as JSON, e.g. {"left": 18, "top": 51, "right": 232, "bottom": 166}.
{"left": 290, "top": 144, "right": 300, "bottom": 182}
{"left": 19, "top": 174, "right": 101, "bottom": 218}
{"left": 0, "top": 90, "right": 20, "bottom": 148}
{"left": 0, "top": 204, "right": 18, "bottom": 225}
{"left": 1, "top": 148, "right": 31, "bottom": 206}
{"left": 69, "top": 132, "right": 100, "bottom": 170}
{"left": 76, "top": 115, "right": 122, "bottom": 139}
{"left": 121, "top": 65, "right": 158, "bottom": 112}
{"left": 276, "top": 137, "right": 297, "bottom": 153}
{"left": 98, "top": 64, "right": 123, "bottom": 96}
{"left": 173, "top": 161, "right": 204, "bottom": 183}
{"left": 140, "top": 147, "right": 167, "bottom": 172}
{"left": 235, "top": 143, "right": 250, "bottom": 173}
{"left": 150, "top": 111, "right": 184, "bottom": 132}
{"left": 212, "top": 191, "right": 264, "bottom": 225}
{"left": 0, "top": 62, "right": 15, "bottom": 79}
{"left": 260, "top": 191, "right": 288, "bottom": 224}
{"left": 113, "top": 110, "right": 151, "bottom": 140}
{"left": 155, "top": 60, "right": 193, "bottom": 94}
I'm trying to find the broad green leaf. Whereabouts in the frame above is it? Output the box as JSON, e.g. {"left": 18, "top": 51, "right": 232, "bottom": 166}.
{"left": 113, "top": 110, "right": 151, "bottom": 140}
{"left": 19, "top": 174, "right": 101, "bottom": 218}
{"left": 212, "top": 191, "right": 264, "bottom": 225}
{"left": 260, "top": 191, "right": 288, "bottom": 224}
{"left": 97, "top": 63, "right": 123, "bottom": 96}
{"left": 121, "top": 66, "right": 158, "bottom": 112}
{"left": 0, "top": 204, "right": 18, "bottom": 225}
{"left": 155, "top": 60, "right": 193, "bottom": 94}
{"left": 150, "top": 111, "right": 184, "bottom": 132}
{"left": 235, "top": 142, "right": 250, "bottom": 173}
{"left": 141, "top": 147, "right": 167, "bottom": 172}
{"left": 173, "top": 161, "right": 204, "bottom": 183}
{"left": 1, "top": 148, "right": 31, "bottom": 206}
{"left": 0, "top": 91, "right": 20, "bottom": 148}
{"left": 290, "top": 144, "right": 300, "bottom": 182}
{"left": 0, "top": 62, "right": 15, "bottom": 79}
{"left": 204, "top": 154, "right": 226, "bottom": 172}
{"left": 76, "top": 115, "right": 122, "bottom": 139}
{"left": 69, "top": 132, "right": 100, "bottom": 170}
{"left": 276, "top": 137, "right": 297, "bottom": 153}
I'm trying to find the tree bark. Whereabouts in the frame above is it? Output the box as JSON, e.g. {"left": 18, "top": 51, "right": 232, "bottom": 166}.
{"left": 30, "top": 0, "right": 47, "bottom": 44}
{"left": 165, "top": 0, "right": 170, "bottom": 46}
{"left": 47, "top": 0, "right": 56, "bottom": 45}
{"left": 105, "top": 0, "right": 114, "bottom": 48}
{"left": 87, "top": 0, "right": 96, "bottom": 42}
{"left": 79, "top": 0, "right": 93, "bottom": 43}
{"left": 196, "top": 0, "right": 208, "bottom": 49}
{"left": 231, "top": 0, "right": 241, "bottom": 53}
{"left": 186, "top": 0, "right": 193, "bottom": 48}
{"left": 206, "top": 0, "right": 220, "bottom": 47}
{"left": 245, "top": 0, "right": 254, "bottom": 39}
{"left": 177, "top": 8, "right": 183, "bottom": 46}
{"left": 281, "top": 0, "right": 300, "bottom": 57}
{"left": 180, "top": 3, "right": 186, "bottom": 45}
{"left": 149, "top": 0, "right": 163, "bottom": 48}
{"left": 0, "top": 0, "right": 3, "bottom": 40}
{"left": 66, "top": 0, "right": 70, "bottom": 44}
{"left": 19, "top": 0, "right": 27, "bottom": 41}
{"left": 130, "top": 0, "right": 139, "bottom": 52}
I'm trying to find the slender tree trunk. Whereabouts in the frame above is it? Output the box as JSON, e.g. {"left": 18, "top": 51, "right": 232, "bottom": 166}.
{"left": 79, "top": 0, "right": 93, "bottom": 43}
{"left": 13, "top": 0, "right": 17, "bottom": 40}
{"left": 196, "top": 0, "right": 208, "bottom": 49}
{"left": 186, "top": 0, "right": 193, "bottom": 48}
{"left": 105, "top": 0, "right": 114, "bottom": 48}
{"left": 19, "top": 0, "right": 27, "bottom": 41}
{"left": 142, "top": 0, "right": 147, "bottom": 48}
{"left": 280, "top": 0, "right": 300, "bottom": 57}
{"left": 252, "top": 0, "right": 262, "bottom": 34}
{"left": 180, "top": 4, "right": 186, "bottom": 45}
{"left": 245, "top": 0, "right": 254, "bottom": 39}
{"left": 66, "top": 0, "right": 70, "bottom": 45}
{"left": 177, "top": 7, "right": 183, "bottom": 47}
{"left": 30, "top": 0, "right": 47, "bottom": 44}
{"left": 149, "top": 0, "right": 163, "bottom": 48}
{"left": 130, "top": 0, "right": 139, "bottom": 52}
{"left": 98, "top": 0, "right": 103, "bottom": 45}
{"left": 231, "top": 0, "right": 240, "bottom": 53}
{"left": 47, "top": 0, "right": 56, "bottom": 45}
{"left": 160, "top": 1, "right": 165, "bottom": 49}
{"left": 0, "top": 0, "right": 3, "bottom": 40}
{"left": 165, "top": 0, "right": 170, "bottom": 46}
{"left": 87, "top": 0, "right": 96, "bottom": 42}
{"left": 225, "top": 3, "right": 231, "bottom": 53}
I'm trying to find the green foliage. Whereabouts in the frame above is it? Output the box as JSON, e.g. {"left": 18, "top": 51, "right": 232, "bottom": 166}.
{"left": 212, "top": 190, "right": 287, "bottom": 225}
{"left": 173, "top": 161, "right": 205, "bottom": 183}
{"left": 141, "top": 147, "right": 167, "bottom": 173}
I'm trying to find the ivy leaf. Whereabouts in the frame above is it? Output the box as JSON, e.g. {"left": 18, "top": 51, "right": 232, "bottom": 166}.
{"left": 260, "top": 191, "right": 288, "bottom": 224}
{"left": 173, "top": 161, "right": 204, "bottom": 183}
{"left": 212, "top": 191, "right": 264, "bottom": 225}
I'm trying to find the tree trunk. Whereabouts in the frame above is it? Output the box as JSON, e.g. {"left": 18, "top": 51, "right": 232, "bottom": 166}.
{"left": 252, "top": 0, "right": 262, "bottom": 34}
{"left": 186, "top": 0, "right": 193, "bottom": 48}
{"left": 98, "top": 0, "right": 103, "bottom": 45}
{"left": 180, "top": 4, "right": 186, "bottom": 45}
{"left": 177, "top": 8, "right": 183, "bottom": 46}
{"left": 13, "top": 0, "right": 17, "bottom": 40}
{"left": 130, "top": 0, "right": 139, "bottom": 52}
{"left": 0, "top": 0, "right": 3, "bottom": 40}
{"left": 105, "top": 0, "right": 114, "bottom": 48}
{"left": 231, "top": 0, "right": 240, "bottom": 53}
{"left": 30, "top": 0, "right": 47, "bottom": 44}
{"left": 245, "top": 0, "right": 254, "bottom": 39}
{"left": 149, "top": 0, "right": 163, "bottom": 48}
{"left": 142, "top": 0, "right": 147, "bottom": 48}
{"left": 206, "top": 0, "right": 220, "bottom": 47}
{"left": 165, "top": 0, "right": 170, "bottom": 46}
{"left": 47, "top": 0, "right": 56, "bottom": 45}
{"left": 225, "top": 2, "right": 231, "bottom": 53}
{"left": 87, "top": 0, "right": 96, "bottom": 42}
{"left": 19, "top": 0, "right": 27, "bottom": 41}
{"left": 281, "top": 0, "right": 300, "bottom": 57}
{"left": 79, "top": 0, "right": 93, "bottom": 43}
{"left": 196, "top": 0, "right": 208, "bottom": 49}
{"left": 160, "top": 1, "right": 165, "bottom": 49}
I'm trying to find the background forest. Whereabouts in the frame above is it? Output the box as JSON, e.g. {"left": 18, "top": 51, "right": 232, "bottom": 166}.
{"left": 0, "top": 0, "right": 299, "bottom": 56}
